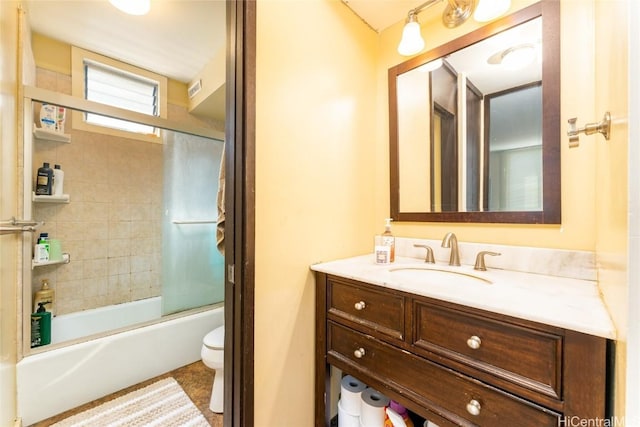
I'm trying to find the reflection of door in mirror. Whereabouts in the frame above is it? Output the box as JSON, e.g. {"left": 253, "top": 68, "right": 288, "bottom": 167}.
{"left": 432, "top": 104, "right": 457, "bottom": 212}
{"left": 466, "top": 86, "right": 482, "bottom": 211}
{"left": 485, "top": 83, "right": 542, "bottom": 211}
{"left": 431, "top": 65, "right": 458, "bottom": 212}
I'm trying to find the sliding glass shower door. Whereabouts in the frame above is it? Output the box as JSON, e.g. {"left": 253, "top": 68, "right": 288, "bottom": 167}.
{"left": 162, "top": 131, "right": 225, "bottom": 315}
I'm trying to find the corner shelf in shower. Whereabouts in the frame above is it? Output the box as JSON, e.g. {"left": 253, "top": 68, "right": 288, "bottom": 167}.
{"left": 33, "top": 125, "right": 71, "bottom": 143}
{"left": 32, "top": 252, "right": 70, "bottom": 269}
{"left": 32, "top": 192, "right": 70, "bottom": 203}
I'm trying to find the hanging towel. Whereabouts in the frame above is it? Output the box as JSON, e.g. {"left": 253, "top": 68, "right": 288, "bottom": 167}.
{"left": 216, "top": 145, "right": 226, "bottom": 256}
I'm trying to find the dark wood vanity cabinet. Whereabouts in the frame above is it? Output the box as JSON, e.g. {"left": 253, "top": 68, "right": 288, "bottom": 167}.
{"left": 315, "top": 273, "right": 609, "bottom": 427}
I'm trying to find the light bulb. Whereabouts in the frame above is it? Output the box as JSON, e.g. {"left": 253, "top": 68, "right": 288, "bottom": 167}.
{"left": 109, "top": 0, "right": 151, "bottom": 16}
{"left": 474, "top": 0, "right": 510, "bottom": 22}
{"left": 398, "top": 17, "right": 425, "bottom": 56}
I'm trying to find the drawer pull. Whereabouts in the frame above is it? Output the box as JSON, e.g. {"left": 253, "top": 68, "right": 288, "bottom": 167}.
{"left": 354, "top": 347, "right": 366, "bottom": 358}
{"left": 466, "top": 399, "right": 482, "bottom": 416}
{"left": 354, "top": 301, "right": 366, "bottom": 310}
{"left": 466, "top": 335, "right": 482, "bottom": 350}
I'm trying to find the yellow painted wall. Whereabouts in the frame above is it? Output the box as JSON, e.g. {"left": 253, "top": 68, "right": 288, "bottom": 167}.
{"left": 30, "top": 32, "right": 189, "bottom": 109}
{"left": 254, "top": 0, "right": 377, "bottom": 424}
{"left": 594, "top": 0, "right": 629, "bottom": 421}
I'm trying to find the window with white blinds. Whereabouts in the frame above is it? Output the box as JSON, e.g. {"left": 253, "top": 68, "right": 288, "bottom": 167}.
{"left": 84, "top": 60, "right": 159, "bottom": 135}
{"left": 71, "top": 46, "right": 168, "bottom": 142}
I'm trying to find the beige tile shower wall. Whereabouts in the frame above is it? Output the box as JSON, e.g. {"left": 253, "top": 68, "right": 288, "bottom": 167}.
{"left": 31, "top": 68, "right": 163, "bottom": 315}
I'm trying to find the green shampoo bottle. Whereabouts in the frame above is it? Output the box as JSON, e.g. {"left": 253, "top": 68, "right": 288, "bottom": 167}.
{"left": 31, "top": 302, "right": 51, "bottom": 348}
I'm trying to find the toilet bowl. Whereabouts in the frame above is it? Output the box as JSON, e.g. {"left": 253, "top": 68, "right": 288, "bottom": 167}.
{"left": 201, "top": 325, "right": 224, "bottom": 413}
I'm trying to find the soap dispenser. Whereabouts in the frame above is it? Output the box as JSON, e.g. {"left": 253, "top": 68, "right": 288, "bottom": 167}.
{"left": 382, "top": 218, "right": 395, "bottom": 263}
{"left": 375, "top": 218, "right": 396, "bottom": 264}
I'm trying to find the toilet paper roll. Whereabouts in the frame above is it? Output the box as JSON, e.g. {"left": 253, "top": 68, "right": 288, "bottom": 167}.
{"left": 338, "top": 399, "right": 360, "bottom": 427}
{"left": 340, "top": 375, "right": 367, "bottom": 415}
{"left": 360, "top": 388, "right": 390, "bottom": 427}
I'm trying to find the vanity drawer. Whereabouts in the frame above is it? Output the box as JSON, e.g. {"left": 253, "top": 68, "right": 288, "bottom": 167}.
{"left": 328, "top": 277, "right": 405, "bottom": 340}
{"left": 328, "top": 321, "right": 560, "bottom": 427}
{"left": 412, "top": 300, "right": 562, "bottom": 400}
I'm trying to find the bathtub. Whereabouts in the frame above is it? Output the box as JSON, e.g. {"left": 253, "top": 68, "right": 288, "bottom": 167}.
{"left": 51, "top": 296, "right": 163, "bottom": 344}
{"left": 16, "top": 299, "right": 223, "bottom": 426}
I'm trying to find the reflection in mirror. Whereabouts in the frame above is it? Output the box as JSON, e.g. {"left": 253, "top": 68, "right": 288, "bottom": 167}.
{"left": 389, "top": 1, "right": 560, "bottom": 223}
{"left": 486, "top": 82, "right": 542, "bottom": 211}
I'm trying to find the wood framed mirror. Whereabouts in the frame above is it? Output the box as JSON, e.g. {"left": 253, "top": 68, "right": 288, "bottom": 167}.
{"left": 388, "top": 1, "right": 560, "bottom": 224}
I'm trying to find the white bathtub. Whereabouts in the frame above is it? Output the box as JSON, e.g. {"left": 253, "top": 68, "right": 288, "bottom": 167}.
{"left": 51, "top": 296, "right": 163, "bottom": 344}
{"left": 16, "top": 299, "right": 223, "bottom": 426}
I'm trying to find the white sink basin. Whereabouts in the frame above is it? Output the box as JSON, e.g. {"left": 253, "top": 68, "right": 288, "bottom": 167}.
{"left": 388, "top": 266, "right": 492, "bottom": 285}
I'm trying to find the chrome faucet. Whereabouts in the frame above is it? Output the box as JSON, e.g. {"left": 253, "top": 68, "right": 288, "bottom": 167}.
{"left": 441, "top": 232, "right": 460, "bottom": 266}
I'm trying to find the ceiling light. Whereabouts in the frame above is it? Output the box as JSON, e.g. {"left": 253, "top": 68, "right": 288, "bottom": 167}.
{"left": 500, "top": 44, "right": 536, "bottom": 69}
{"left": 487, "top": 43, "right": 537, "bottom": 70}
{"left": 473, "top": 0, "right": 511, "bottom": 22}
{"left": 109, "top": 0, "right": 150, "bottom": 16}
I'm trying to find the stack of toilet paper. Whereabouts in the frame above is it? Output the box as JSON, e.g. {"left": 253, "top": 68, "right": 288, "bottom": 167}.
{"left": 338, "top": 375, "right": 390, "bottom": 427}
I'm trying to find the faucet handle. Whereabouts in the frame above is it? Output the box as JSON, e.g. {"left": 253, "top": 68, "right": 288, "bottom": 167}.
{"left": 474, "top": 251, "right": 501, "bottom": 271}
{"left": 413, "top": 244, "right": 435, "bottom": 263}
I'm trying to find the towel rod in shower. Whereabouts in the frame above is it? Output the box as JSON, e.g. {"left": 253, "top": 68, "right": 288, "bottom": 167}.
{"left": 172, "top": 220, "right": 217, "bottom": 225}
{"left": 0, "top": 217, "right": 43, "bottom": 235}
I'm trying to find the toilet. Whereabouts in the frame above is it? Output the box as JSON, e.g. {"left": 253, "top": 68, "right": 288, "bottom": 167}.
{"left": 201, "top": 325, "right": 224, "bottom": 413}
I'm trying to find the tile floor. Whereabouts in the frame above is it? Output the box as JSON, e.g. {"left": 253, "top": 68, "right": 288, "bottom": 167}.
{"left": 29, "top": 361, "right": 222, "bottom": 426}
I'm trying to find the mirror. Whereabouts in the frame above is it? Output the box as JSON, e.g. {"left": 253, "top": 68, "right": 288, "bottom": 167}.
{"left": 389, "top": 1, "right": 560, "bottom": 223}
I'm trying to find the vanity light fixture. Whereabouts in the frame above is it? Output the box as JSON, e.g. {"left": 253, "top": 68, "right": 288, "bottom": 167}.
{"left": 398, "top": 0, "right": 511, "bottom": 56}
{"left": 109, "top": 0, "right": 151, "bottom": 16}
{"left": 473, "top": 0, "right": 511, "bottom": 22}
{"left": 398, "top": 12, "right": 425, "bottom": 56}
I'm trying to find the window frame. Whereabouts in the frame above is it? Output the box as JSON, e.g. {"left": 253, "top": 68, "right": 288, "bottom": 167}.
{"left": 71, "top": 46, "right": 168, "bottom": 143}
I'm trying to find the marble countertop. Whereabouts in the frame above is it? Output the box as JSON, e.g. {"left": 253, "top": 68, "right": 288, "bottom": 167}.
{"left": 311, "top": 254, "right": 616, "bottom": 339}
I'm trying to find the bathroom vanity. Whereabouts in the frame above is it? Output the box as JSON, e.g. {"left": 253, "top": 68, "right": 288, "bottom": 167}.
{"left": 312, "top": 246, "right": 615, "bottom": 427}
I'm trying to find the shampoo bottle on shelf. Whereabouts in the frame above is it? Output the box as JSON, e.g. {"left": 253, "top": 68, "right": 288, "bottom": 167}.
{"left": 33, "top": 278, "right": 55, "bottom": 315}
{"left": 34, "top": 233, "right": 50, "bottom": 263}
{"left": 56, "top": 107, "right": 66, "bottom": 133}
{"left": 39, "top": 104, "right": 57, "bottom": 131}
{"left": 30, "top": 302, "right": 51, "bottom": 348}
{"left": 35, "top": 162, "right": 53, "bottom": 195}
{"left": 52, "top": 164, "right": 64, "bottom": 196}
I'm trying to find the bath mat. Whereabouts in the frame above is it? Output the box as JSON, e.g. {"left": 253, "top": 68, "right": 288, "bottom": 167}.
{"left": 51, "top": 377, "right": 210, "bottom": 427}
